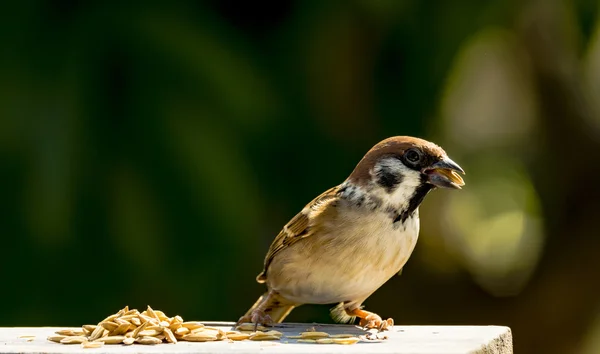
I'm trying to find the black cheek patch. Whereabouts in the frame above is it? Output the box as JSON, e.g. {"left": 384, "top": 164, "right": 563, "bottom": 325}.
{"left": 377, "top": 167, "right": 403, "bottom": 193}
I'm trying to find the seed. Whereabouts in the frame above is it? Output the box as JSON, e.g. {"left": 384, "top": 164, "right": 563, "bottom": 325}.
{"left": 203, "top": 326, "right": 221, "bottom": 331}
{"left": 316, "top": 338, "right": 334, "bottom": 344}
{"left": 175, "top": 327, "right": 190, "bottom": 336}
{"left": 146, "top": 306, "right": 160, "bottom": 321}
{"left": 264, "top": 330, "right": 283, "bottom": 337}
{"left": 122, "top": 310, "right": 139, "bottom": 317}
{"left": 130, "top": 317, "right": 141, "bottom": 326}
{"left": 123, "top": 337, "right": 135, "bottom": 345}
{"left": 114, "top": 318, "right": 130, "bottom": 325}
{"left": 96, "top": 335, "right": 125, "bottom": 344}
{"left": 136, "top": 336, "right": 162, "bottom": 345}
{"left": 100, "top": 321, "right": 118, "bottom": 332}
{"left": 182, "top": 322, "right": 204, "bottom": 330}
{"left": 146, "top": 325, "right": 164, "bottom": 331}
{"left": 227, "top": 333, "right": 250, "bottom": 341}
{"left": 154, "top": 310, "right": 168, "bottom": 321}
{"left": 297, "top": 339, "right": 316, "bottom": 344}
{"left": 286, "top": 335, "right": 302, "bottom": 339}
{"left": 200, "top": 328, "right": 226, "bottom": 340}
{"left": 88, "top": 326, "right": 105, "bottom": 341}
{"left": 164, "top": 328, "right": 177, "bottom": 344}
{"left": 100, "top": 314, "right": 119, "bottom": 323}
{"left": 55, "top": 329, "right": 83, "bottom": 336}
{"left": 111, "top": 323, "right": 130, "bottom": 335}
{"left": 251, "top": 335, "right": 280, "bottom": 341}
{"left": 81, "top": 341, "right": 104, "bottom": 348}
{"left": 60, "top": 336, "right": 87, "bottom": 344}
{"left": 332, "top": 337, "right": 360, "bottom": 345}
{"left": 236, "top": 323, "right": 267, "bottom": 331}
{"left": 330, "top": 334, "right": 356, "bottom": 338}
{"left": 182, "top": 333, "right": 218, "bottom": 342}
{"left": 47, "top": 335, "right": 67, "bottom": 343}
{"left": 138, "top": 329, "right": 163, "bottom": 337}
{"left": 139, "top": 314, "right": 157, "bottom": 324}
{"left": 82, "top": 325, "right": 97, "bottom": 332}
{"left": 249, "top": 332, "right": 280, "bottom": 341}
{"left": 131, "top": 321, "right": 149, "bottom": 338}
{"left": 300, "top": 331, "right": 329, "bottom": 339}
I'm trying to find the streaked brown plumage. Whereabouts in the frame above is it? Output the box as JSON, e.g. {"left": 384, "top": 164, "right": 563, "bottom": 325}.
{"left": 238, "top": 136, "right": 464, "bottom": 330}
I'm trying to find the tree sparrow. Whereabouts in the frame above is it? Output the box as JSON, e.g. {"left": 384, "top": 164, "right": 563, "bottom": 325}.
{"left": 238, "top": 136, "right": 465, "bottom": 330}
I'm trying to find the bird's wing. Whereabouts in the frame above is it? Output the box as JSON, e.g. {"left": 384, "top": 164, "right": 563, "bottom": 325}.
{"left": 256, "top": 186, "right": 341, "bottom": 283}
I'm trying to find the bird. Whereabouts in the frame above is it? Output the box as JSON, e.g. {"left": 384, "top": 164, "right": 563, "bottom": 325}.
{"left": 237, "top": 136, "right": 465, "bottom": 330}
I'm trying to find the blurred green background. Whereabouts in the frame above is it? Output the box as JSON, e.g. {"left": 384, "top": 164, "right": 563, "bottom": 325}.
{"left": 2, "top": 0, "right": 600, "bottom": 353}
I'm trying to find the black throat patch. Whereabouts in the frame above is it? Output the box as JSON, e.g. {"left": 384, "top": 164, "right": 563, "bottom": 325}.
{"left": 392, "top": 182, "right": 434, "bottom": 224}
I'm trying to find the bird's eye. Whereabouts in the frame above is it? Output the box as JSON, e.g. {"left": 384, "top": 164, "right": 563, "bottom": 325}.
{"left": 405, "top": 149, "right": 421, "bottom": 164}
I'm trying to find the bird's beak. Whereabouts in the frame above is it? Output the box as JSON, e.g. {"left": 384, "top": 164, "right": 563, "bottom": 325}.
{"left": 422, "top": 157, "right": 465, "bottom": 189}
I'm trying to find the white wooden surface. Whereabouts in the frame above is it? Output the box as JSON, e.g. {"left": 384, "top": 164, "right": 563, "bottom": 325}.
{"left": 0, "top": 322, "right": 512, "bottom": 354}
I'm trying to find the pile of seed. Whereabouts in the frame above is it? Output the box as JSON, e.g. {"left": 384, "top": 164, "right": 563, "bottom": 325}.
{"left": 47, "top": 306, "right": 284, "bottom": 348}
{"left": 47, "top": 305, "right": 370, "bottom": 348}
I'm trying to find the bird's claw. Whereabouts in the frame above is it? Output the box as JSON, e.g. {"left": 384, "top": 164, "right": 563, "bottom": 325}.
{"left": 359, "top": 314, "right": 394, "bottom": 331}
{"left": 236, "top": 310, "right": 273, "bottom": 331}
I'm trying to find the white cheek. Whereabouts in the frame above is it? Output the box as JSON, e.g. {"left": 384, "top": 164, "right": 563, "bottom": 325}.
{"left": 388, "top": 172, "right": 421, "bottom": 207}
{"left": 370, "top": 161, "right": 422, "bottom": 211}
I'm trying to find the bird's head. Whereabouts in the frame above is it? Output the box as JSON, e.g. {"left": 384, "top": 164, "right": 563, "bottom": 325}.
{"left": 347, "top": 136, "right": 464, "bottom": 210}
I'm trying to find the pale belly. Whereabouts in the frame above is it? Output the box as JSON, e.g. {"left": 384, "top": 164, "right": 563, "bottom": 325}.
{"left": 266, "top": 210, "right": 420, "bottom": 305}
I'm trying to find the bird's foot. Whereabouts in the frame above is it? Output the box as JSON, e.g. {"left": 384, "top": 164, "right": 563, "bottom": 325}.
{"left": 359, "top": 314, "right": 394, "bottom": 331}
{"left": 236, "top": 309, "right": 273, "bottom": 331}
{"left": 345, "top": 308, "right": 394, "bottom": 331}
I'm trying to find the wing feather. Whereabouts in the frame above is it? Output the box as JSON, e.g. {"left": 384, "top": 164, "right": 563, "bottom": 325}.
{"left": 256, "top": 186, "right": 340, "bottom": 283}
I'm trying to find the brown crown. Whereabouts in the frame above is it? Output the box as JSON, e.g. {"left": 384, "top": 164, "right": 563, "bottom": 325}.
{"left": 347, "top": 136, "right": 447, "bottom": 184}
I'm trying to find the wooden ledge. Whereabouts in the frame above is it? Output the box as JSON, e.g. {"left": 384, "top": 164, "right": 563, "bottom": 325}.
{"left": 0, "top": 322, "right": 512, "bottom": 354}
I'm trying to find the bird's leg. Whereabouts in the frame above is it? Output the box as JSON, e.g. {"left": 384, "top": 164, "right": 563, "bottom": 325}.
{"left": 345, "top": 307, "right": 394, "bottom": 331}
{"left": 236, "top": 292, "right": 274, "bottom": 330}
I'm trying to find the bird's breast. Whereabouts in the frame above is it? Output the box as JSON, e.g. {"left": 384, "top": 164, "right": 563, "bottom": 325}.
{"left": 267, "top": 206, "right": 420, "bottom": 304}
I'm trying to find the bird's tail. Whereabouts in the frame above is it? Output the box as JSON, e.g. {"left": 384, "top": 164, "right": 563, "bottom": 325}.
{"left": 243, "top": 291, "right": 296, "bottom": 323}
